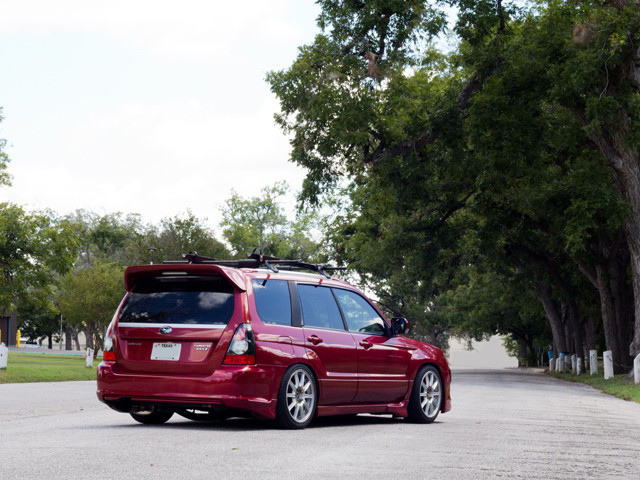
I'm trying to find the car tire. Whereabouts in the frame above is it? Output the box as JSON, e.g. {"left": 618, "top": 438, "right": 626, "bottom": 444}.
{"left": 407, "top": 365, "right": 442, "bottom": 424}
{"left": 276, "top": 364, "right": 317, "bottom": 429}
{"left": 130, "top": 408, "right": 174, "bottom": 425}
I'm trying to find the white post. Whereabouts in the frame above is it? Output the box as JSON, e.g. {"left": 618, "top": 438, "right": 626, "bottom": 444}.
{"left": 557, "top": 354, "right": 564, "bottom": 372}
{"left": 549, "top": 358, "right": 555, "bottom": 371}
{"left": 603, "top": 350, "right": 614, "bottom": 380}
{"left": 590, "top": 350, "right": 598, "bottom": 376}
{"left": 85, "top": 348, "right": 94, "bottom": 368}
{"left": 0, "top": 343, "right": 7, "bottom": 369}
{"left": 634, "top": 354, "right": 640, "bottom": 386}
{"left": 577, "top": 357, "right": 582, "bottom": 376}
{"left": 571, "top": 355, "right": 577, "bottom": 374}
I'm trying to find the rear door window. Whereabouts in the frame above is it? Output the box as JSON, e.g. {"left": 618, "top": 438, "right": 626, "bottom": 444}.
{"left": 252, "top": 279, "right": 292, "bottom": 326}
{"left": 297, "top": 284, "right": 345, "bottom": 330}
{"left": 119, "top": 276, "right": 235, "bottom": 326}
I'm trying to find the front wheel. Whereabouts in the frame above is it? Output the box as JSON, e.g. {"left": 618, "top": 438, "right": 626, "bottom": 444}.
{"left": 276, "top": 364, "right": 317, "bottom": 429}
{"left": 130, "top": 408, "right": 174, "bottom": 425}
{"left": 407, "top": 365, "right": 442, "bottom": 423}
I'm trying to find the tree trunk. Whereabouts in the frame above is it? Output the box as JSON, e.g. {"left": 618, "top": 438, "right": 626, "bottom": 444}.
{"left": 582, "top": 316, "right": 599, "bottom": 369}
{"left": 566, "top": 301, "right": 584, "bottom": 357}
{"left": 577, "top": 107, "right": 640, "bottom": 359}
{"left": 537, "top": 282, "right": 567, "bottom": 355}
{"left": 64, "top": 327, "right": 73, "bottom": 351}
{"left": 85, "top": 326, "right": 94, "bottom": 350}
{"left": 571, "top": 234, "right": 634, "bottom": 372}
{"left": 518, "top": 337, "right": 527, "bottom": 367}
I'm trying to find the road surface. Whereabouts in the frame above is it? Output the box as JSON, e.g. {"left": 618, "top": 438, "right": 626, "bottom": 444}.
{"left": 1, "top": 369, "right": 639, "bottom": 479}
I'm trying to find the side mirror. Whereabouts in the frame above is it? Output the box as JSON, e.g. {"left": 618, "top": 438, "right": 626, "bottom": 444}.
{"left": 391, "top": 317, "right": 409, "bottom": 336}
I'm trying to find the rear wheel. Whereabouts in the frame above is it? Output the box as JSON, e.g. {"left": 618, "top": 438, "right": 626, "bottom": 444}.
{"left": 130, "top": 408, "right": 174, "bottom": 425}
{"left": 276, "top": 364, "right": 317, "bottom": 429}
{"left": 407, "top": 365, "right": 442, "bottom": 424}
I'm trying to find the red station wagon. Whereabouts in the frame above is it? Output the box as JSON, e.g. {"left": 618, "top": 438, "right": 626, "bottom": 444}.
{"left": 97, "top": 254, "right": 451, "bottom": 428}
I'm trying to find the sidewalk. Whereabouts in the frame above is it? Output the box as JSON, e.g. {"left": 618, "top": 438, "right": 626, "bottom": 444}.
{"left": 8, "top": 346, "right": 91, "bottom": 356}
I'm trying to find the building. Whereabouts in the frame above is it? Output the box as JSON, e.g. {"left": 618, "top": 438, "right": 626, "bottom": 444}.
{"left": 0, "top": 309, "right": 18, "bottom": 346}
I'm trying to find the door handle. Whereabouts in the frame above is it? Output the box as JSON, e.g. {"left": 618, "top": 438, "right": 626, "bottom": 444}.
{"left": 307, "top": 335, "right": 323, "bottom": 345}
{"left": 359, "top": 340, "right": 373, "bottom": 349}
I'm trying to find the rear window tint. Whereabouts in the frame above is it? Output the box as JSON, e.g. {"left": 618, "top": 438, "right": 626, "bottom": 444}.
{"left": 119, "top": 276, "right": 235, "bottom": 325}
{"left": 252, "top": 280, "right": 292, "bottom": 326}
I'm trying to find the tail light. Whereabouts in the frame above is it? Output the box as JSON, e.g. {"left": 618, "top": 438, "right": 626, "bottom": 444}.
{"left": 102, "top": 319, "right": 116, "bottom": 362}
{"left": 223, "top": 323, "right": 256, "bottom": 365}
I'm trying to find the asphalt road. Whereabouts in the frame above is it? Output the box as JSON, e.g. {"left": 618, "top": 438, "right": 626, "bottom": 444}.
{"left": 1, "top": 369, "right": 639, "bottom": 479}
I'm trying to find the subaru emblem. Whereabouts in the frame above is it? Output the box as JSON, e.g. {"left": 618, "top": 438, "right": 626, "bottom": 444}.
{"left": 160, "top": 326, "right": 172, "bottom": 334}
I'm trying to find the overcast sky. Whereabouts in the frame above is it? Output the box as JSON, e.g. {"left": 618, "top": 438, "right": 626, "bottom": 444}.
{"left": 0, "top": 0, "right": 320, "bottom": 229}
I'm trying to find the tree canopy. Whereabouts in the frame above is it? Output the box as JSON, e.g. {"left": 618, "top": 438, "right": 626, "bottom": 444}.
{"left": 268, "top": 0, "right": 640, "bottom": 370}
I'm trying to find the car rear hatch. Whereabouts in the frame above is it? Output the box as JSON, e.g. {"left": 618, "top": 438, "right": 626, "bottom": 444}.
{"left": 114, "top": 264, "right": 246, "bottom": 376}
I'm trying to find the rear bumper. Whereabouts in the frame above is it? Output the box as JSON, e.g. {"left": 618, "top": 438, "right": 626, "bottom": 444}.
{"left": 97, "top": 361, "right": 285, "bottom": 419}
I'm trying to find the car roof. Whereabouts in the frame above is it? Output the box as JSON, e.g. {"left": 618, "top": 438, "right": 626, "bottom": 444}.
{"left": 124, "top": 264, "right": 352, "bottom": 292}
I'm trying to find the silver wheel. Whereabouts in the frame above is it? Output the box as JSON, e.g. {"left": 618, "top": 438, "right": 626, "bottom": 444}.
{"left": 408, "top": 365, "right": 442, "bottom": 423}
{"left": 276, "top": 364, "right": 317, "bottom": 428}
{"left": 285, "top": 368, "right": 316, "bottom": 424}
{"left": 419, "top": 370, "right": 441, "bottom": 419}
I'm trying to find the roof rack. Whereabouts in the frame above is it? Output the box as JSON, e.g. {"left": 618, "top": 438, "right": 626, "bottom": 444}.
{"left": 162, "top": 252, "right": 346, "bottom": 279}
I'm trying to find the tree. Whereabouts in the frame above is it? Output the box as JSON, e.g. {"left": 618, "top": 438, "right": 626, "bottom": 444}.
{"left": 69, "top": 210, "right": 143, "bottom": 266}
{"left": 17, "top": 287, "right": 61, "bottom": 348}
{"left": 57, "top": 261, "right": 124, "bottom": 351}
{"left": 221, "top": 183, "right": 326, "bottom": 261}
{"left": 0, "top": 204, "right": 79, "bottom": 312}
{"left": 268, "top": 0, "right": 640, "bottom": 368}
{"left": 148, "top": 211, "right": 230, "bottom": 263}
{"left": 0, "top": 108, "right": 12, "bottom": 187}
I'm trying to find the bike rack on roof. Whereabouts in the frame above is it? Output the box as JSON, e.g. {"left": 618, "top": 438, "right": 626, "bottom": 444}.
{"left": 162, "top": 251, "right": 346, "bottom": 279}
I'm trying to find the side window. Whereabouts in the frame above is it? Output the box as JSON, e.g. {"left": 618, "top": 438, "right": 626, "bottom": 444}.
{"left": 297, "top": 284, "right": 345, "bottom": 331}
{"left": 252, "top": 280, "right": 292, "bottom": 326}
{"left": 333, "top": 289, "right": 386, "bottom": 336}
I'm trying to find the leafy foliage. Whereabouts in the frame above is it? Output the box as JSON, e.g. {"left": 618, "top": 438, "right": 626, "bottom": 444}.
{"left": 268, "top": 0, "right": 640, "bottom": 365}
{"left": 221, "top": 182, "right": 326, "bottom": 261}
{"left": 0, "top": 108, "right": 12, "bottom": 187}
{"left": 57, "top": 261, "right": 124, "bottom": 350}
{"left": 0, "top": 204, "right": 79, "bottom": 312}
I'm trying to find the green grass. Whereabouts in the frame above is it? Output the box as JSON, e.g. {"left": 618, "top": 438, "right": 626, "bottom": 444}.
{"left": 548, "top": 370, "right": 640, "bottom": 404}
{"left": 0, "top": 352, "right": 100, "bottom": 384}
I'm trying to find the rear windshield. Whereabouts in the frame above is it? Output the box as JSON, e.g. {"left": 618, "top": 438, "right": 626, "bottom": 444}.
{"left": 119, "top": 276, "right": 235, "bottom": 326}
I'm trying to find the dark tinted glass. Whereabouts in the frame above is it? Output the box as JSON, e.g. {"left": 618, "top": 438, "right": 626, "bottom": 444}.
{"left": 252, "top": 280, "right": 292, "bottom": 326}
{"left": 297, "top": 284, "right": 345, "bottom": 330}
{"left": 334, "top": 289, "right": 386, "bottom": 335}
{"left": 119, "top": 276, "right": 234, "bottom": 325}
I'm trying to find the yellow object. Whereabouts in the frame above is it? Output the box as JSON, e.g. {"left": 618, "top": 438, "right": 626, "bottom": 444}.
{"left": 17, "top": 329, "right": 20, "bottom": 347}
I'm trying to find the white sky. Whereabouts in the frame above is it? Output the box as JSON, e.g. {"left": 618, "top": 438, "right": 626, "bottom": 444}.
{"left": 0, "top": 0, "right": 321, "bottom": 230}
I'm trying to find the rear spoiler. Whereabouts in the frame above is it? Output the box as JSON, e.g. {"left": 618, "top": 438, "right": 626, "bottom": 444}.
{"left": 124, "top": 264, "right": 247, "bottom": 292}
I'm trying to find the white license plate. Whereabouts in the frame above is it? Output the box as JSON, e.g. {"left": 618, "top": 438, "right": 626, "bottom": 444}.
{"left": 151, "top": 343, "right": 181, "bottom": 361}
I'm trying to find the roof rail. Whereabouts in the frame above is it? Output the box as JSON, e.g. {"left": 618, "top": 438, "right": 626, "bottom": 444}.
{"left": 162, "top": 252, "right": 346, "bottom": 279}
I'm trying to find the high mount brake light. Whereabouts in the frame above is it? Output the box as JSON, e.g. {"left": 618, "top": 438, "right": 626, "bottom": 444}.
{"left": 223, "top": 323, "right": 256, "bottom": 365}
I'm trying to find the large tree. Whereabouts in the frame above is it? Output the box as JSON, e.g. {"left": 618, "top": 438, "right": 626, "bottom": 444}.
{"left": 221, "top": 182, "right": 326, "bottom": 261}
{"left": 57, "top": 261, "right": 124, "bottom": 351}
{"left": 268, "top": 0, "right": 640, "bottom": 367}
{"left": 0, "top": 204, "right": 79, "bottom": 312}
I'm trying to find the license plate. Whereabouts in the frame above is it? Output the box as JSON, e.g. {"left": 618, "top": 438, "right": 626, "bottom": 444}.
{"left": 151, "top": 343, "right": 181, "bottom": 361}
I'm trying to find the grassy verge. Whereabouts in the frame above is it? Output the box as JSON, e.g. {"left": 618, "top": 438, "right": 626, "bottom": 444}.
{"left": 548, "top": 370, "right": 640, "bottom": 404}
{"left": 0, "top": 352, "right": 100, "bottom": 384}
